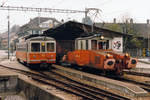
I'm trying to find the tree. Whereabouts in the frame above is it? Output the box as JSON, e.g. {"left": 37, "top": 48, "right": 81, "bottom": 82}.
{"left": 119, "top": 14, "right": 143, "bottom": 49}
{"left": 107, "top": 24, "right": 122, "bottom": 32}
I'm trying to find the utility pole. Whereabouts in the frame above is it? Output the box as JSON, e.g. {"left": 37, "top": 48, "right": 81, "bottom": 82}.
{"left": 148, "top": 25, "right": 150, "bottom": 57}
{"left": 85, "top": 8, "right": 100, "bottom": 32}
{"left": 7, "top": 10, "right": 10, "bottom": 59}
{"left": 38, "top": 12, "right": 41, "bottom": 34}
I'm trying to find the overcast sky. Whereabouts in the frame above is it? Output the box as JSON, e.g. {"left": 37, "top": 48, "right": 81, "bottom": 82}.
{"left": 0, "top": 0, "right": 150, "bottom": 33}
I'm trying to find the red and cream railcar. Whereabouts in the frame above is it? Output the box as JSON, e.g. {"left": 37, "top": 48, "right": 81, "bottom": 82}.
{"left": 16, "top": 35, "right": 56, "bottom": 67}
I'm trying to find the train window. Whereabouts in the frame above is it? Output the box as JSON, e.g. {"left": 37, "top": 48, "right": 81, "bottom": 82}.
{"left": 91, "top": 40, "right": 97, "bottom": 50}
{"left": 106, "top": 40, "right": 109, "bottom": 49}
{"left": 75, "top": 41, "right": 78, "bottom": 50}
{"left": 86, "top": 40, "right": 88, "bottom": 50}
{"left": 81, "top": 41, "right": 83, "bottom": 50}
{"left": 41, "top": 42, "right": 45, "bottom": 52}
{"left": 17, "top": 44, "right": 26, "bottom": 51}
{"left": 31, "top": 43, "right": 40, "bottom": 52}
{"left": 98, "top": 42, "right": 106, "bottom": 50}
{"left": 47, "top": 43, "right": 55, "bottom": 52}
{"left": 98, "top": 42, "right": 103, "bottom": 49}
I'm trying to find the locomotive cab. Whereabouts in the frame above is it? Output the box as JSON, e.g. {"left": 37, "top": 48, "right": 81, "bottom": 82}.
{"left": 75, "top": 35, "right": 110, "bottom": 51}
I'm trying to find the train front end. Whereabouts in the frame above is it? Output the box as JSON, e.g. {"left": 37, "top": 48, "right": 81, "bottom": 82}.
{"left": 27, "top": 36, "right": 56, "bottom": 67}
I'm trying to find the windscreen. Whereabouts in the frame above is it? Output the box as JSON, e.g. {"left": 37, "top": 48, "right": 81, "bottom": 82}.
{"left": 31, "top": 43, "right": 40, "bottom": 52}
{"left": 47, "top": 43, "right": 55, "bottom": 52}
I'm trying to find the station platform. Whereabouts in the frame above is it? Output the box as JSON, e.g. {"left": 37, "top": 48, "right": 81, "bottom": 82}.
{"left": 0, "top": 59, "right": 150, "bottom": 99}
{"left": 138, "top": 58, "right": 150, "bottom": 64}
{"left": 53, "top": 64, "right": 149, "bottom": 97}
{"left": 0, "top": 60, "right": 78, "bottom": 100}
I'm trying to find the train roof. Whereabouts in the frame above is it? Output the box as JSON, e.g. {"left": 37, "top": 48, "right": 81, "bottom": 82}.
{"left": 44, "top": 21, "right": 131, "bottom": 40}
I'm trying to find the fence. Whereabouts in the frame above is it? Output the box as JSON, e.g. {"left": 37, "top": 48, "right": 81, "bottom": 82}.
{"left": 124, "top": 48, "right": 150, "bottom": 58}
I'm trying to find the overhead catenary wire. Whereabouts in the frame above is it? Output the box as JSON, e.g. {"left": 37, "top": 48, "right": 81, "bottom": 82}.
{"left": 0, "top": 6, "right": 85, "bottom": 13}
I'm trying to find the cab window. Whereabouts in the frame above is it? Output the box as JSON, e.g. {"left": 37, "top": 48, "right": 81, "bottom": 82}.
{"left": 31, "top": 43, "right": 40, "bottom": 52}
{"left": 47, "top": 43, "right": 55, "bottom": 52}
{"left": 91, "top": 40, "right": 97, "bottom": 50}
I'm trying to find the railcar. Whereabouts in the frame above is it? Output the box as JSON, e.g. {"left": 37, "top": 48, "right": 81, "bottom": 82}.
{"left": 62, "top": 33, "right": 137, "bottom": 75}
{"left": 16, "top": 34, "right": 56, "bottom": 68}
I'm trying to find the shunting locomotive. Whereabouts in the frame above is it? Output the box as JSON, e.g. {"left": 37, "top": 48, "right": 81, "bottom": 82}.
{"left": 62, "top": 33, "right": 137, "bottom": 75}
{"left": 16, "top": 34, "right": 56, "bottom": 68}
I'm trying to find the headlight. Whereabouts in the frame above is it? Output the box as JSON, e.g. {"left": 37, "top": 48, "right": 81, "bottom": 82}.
{"left": 125, "top": 53, "right": 129, "bottom": 57}
{"left": 106, "top": 54, "right": 110, "bottom": 58}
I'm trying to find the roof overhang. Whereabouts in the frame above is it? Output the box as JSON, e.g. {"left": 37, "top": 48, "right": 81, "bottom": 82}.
{"left": 44, "top": 21, "right": 129, "bottom": 40}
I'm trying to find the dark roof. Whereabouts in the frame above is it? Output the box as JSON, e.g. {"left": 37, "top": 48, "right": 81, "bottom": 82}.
{"left": 44, "top": 21, "right": 128, "bottom": 40}
{"left": 24, "top": 34, "right": 47, "bottom": 40}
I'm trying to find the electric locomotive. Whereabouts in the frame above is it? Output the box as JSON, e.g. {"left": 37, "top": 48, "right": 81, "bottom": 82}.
{"left": 16, "top": 34, "right": 56, "bottom": 68}
{"left": 62, "top": 33, "right": 137, "bottom": 75}
{"left": 62, "top": 34, "right": 116, "bottom": 74}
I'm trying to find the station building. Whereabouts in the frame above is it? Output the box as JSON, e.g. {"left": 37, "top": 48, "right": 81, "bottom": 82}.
{"left": 44, "top": 21, "right": 146, "bottom": 58}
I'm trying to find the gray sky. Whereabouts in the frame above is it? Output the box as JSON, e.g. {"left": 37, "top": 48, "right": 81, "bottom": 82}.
{"left": 0, "top": 0, "right": 150, "bottom": 33}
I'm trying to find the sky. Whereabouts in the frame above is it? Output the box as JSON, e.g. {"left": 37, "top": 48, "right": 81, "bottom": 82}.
{"left": 0, "top": 0, "right": 150, "bottom": 33}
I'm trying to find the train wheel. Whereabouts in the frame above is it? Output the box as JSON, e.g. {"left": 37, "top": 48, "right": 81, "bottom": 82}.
{"left": 48, "top": 64, "right": 52, "bottom": 70}
{"left": 40, "top": 63, "right": 48, "bottom": 68}
{"left": 102, "top": 70, "right": 106, "bottom": 76}
{"left": 17, "top": 58, "right": 20, "bottom": 63}
{"left": 119, "top": 71, "right": 124, "bottom": 76}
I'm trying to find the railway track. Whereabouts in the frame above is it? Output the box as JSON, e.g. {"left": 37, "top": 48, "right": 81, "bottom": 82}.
{"left": 123, "top": 70, "right": 150, "bottom": 77}
{"left": 58, "top": 64, "right": 150, "bottom": 94}
{"left": 120, "top": 70, "right": 150, "bottom": 92}
{"left": 39, "top": 70, "right": 131, "bottom": 100}
{"left": 0, "top": 64, "right": 130, "bottom": 100}
{"left": 108, "top": 74, "right": 150, "bottom": 92}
